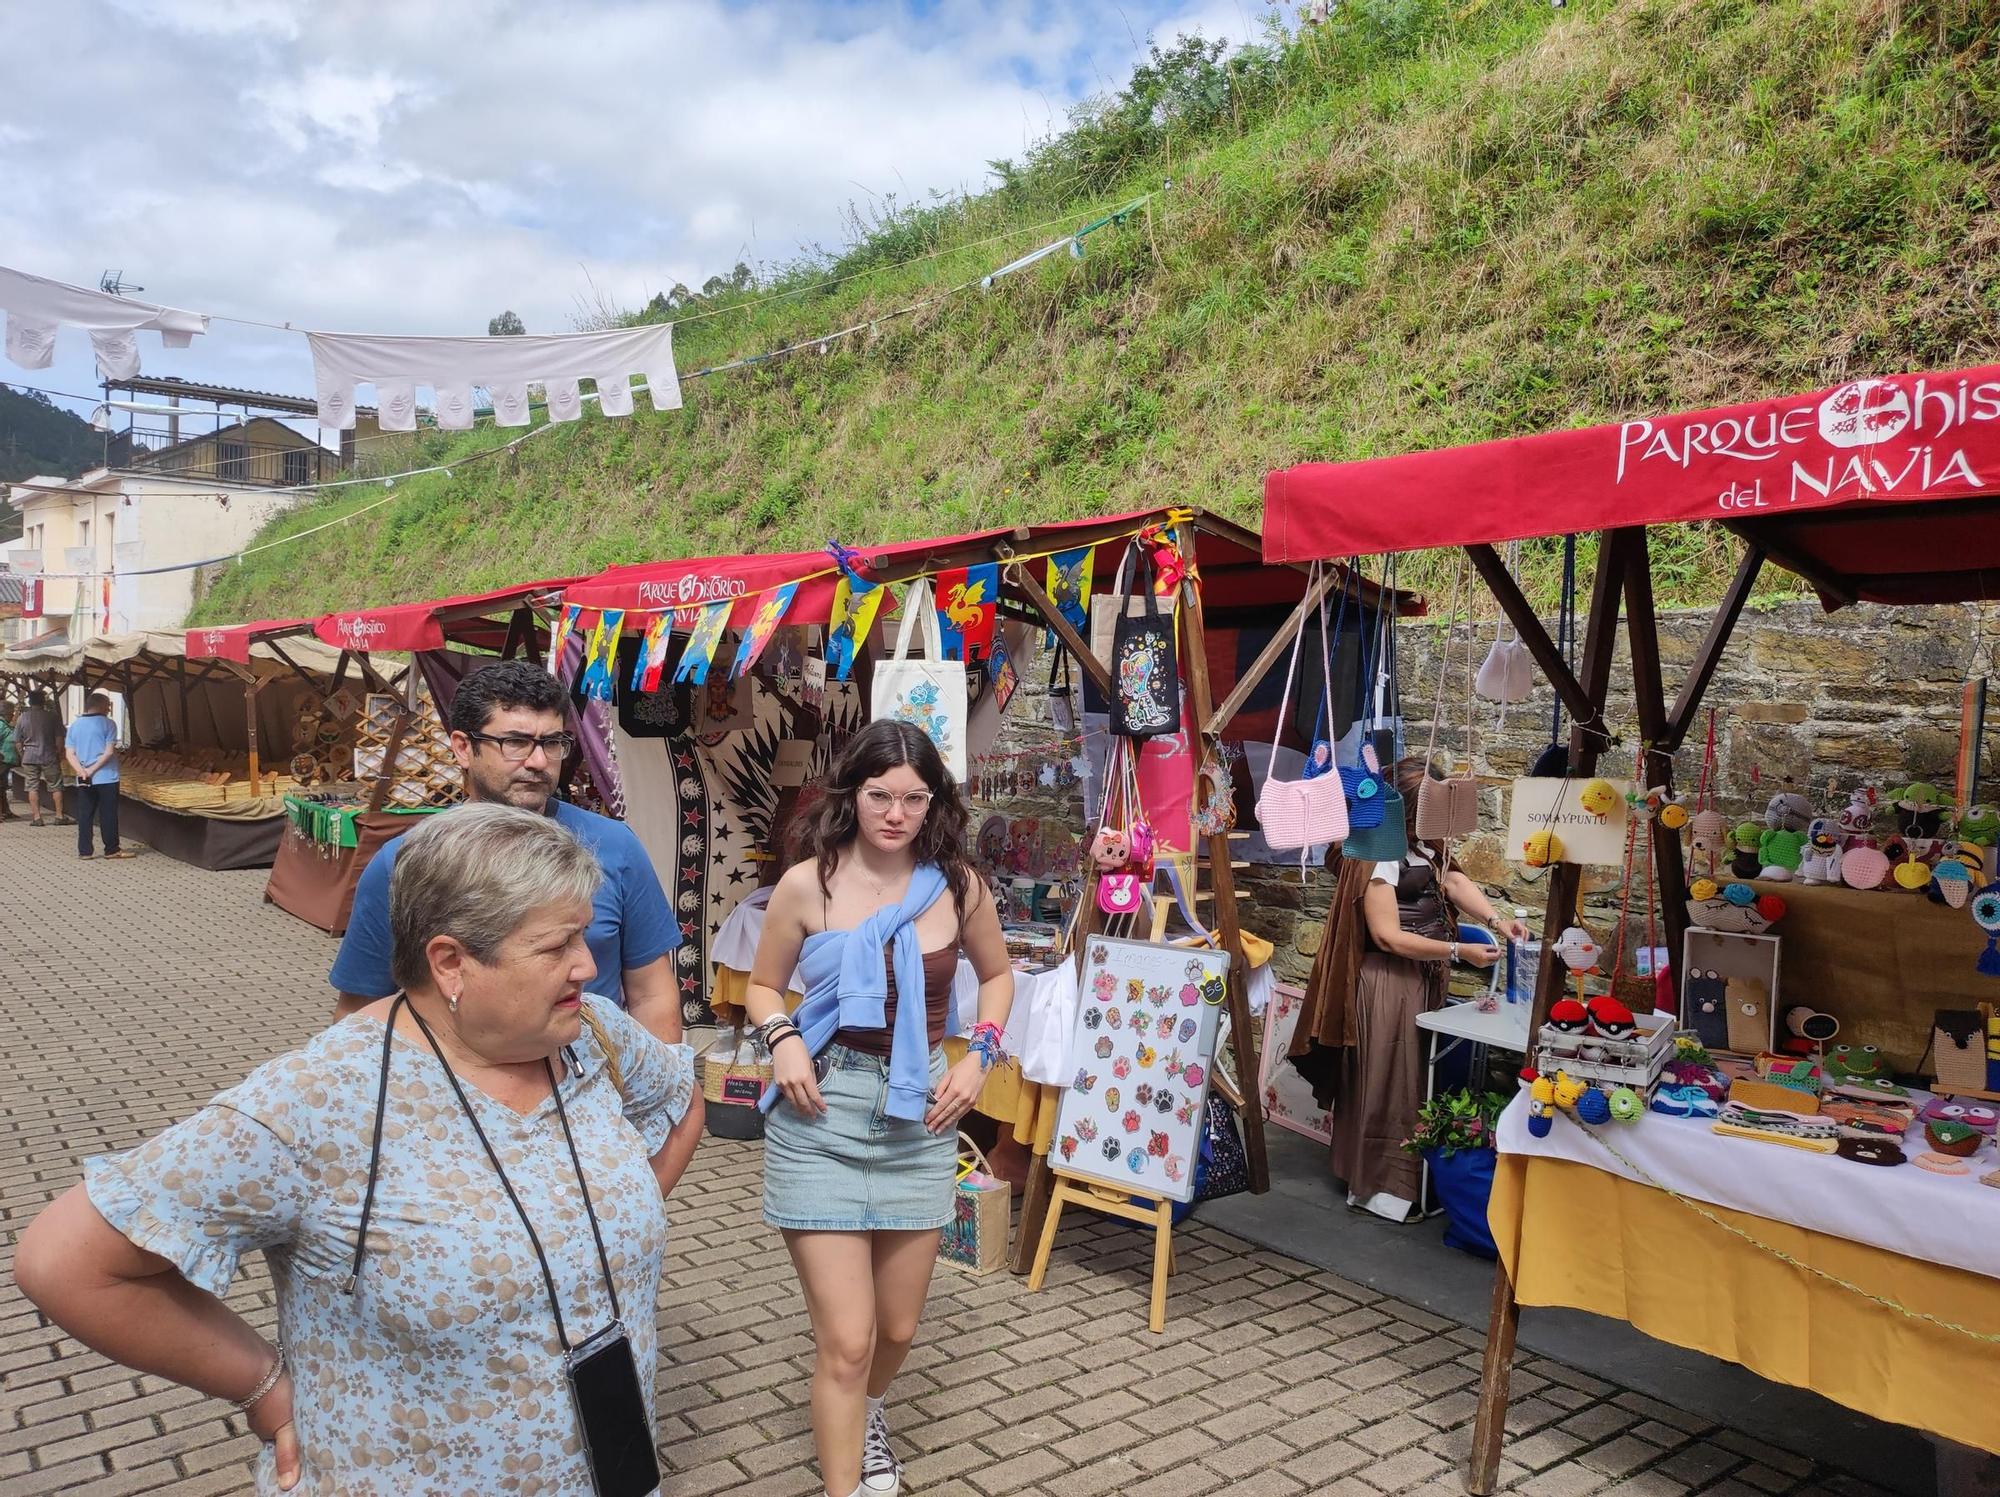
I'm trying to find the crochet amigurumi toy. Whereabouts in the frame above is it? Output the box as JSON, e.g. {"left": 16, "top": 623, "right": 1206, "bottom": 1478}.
{"left": 1960, "top": 805, "right": 2000, "bottom": 847}
{"left": 1797, "top": 819, "right": 1843, "bottom": 885}
{"left": 1730, "top": 822, "right": 1764, "bottom": 879}
{"left": 1889, "top": 782, "right": 1947, "bottom": 839}
{"left": 1759, "top": 790, "right": 1812, "bottom": 879}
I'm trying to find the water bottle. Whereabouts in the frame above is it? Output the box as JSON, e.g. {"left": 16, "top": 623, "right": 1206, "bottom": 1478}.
{"left": 1506, "top": 907, "right": 1539, "bottom": 1005}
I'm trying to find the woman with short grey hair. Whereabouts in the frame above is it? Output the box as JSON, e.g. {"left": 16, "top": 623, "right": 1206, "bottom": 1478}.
{"left": 17, "top": 802, "right": 704, "bottom": 1494}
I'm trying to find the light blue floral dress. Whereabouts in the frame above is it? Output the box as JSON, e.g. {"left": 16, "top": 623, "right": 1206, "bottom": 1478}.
{"left": 84, "top": 995, "right": 694, "bottom": 1496}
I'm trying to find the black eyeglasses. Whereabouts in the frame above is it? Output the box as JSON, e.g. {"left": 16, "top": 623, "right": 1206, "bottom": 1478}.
{"left": 465, "top": 731, "right": 576, "bottom": 762}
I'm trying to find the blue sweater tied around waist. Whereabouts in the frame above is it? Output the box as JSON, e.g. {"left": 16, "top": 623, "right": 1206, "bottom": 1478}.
{"left": 759, "top": 863, "right": 952, "bottom": 1122}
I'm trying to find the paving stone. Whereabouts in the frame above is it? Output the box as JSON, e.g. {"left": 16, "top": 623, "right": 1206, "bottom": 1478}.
{"left": 0, "top": 832, "right": 1912, "bottom": 1496}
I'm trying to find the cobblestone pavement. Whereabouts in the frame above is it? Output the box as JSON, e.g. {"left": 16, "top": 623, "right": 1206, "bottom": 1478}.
{"left": 0, "top": 823, "right": 1900, "bottom": 1496}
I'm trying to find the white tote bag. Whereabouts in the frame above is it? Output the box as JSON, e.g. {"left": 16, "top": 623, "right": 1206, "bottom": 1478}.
{"left": 872, "top": 577, "right": 970, "bottom": 783}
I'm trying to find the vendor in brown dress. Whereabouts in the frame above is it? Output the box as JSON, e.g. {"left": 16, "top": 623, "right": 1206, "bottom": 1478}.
{"left": 1327, "top": 758, "right": 1528, "bottom": 1221}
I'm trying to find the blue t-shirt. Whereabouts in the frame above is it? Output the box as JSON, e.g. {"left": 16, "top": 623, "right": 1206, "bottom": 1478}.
{"left": 328, "top": 799, "right": 679, "bottom": 1006}
{"left": 65, "top": 715, "right": 120, "bottom": 784}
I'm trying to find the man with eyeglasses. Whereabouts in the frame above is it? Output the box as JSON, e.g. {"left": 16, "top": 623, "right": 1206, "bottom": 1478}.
{"left": 328, "top": 661, "right": 683, "bottom": 1043}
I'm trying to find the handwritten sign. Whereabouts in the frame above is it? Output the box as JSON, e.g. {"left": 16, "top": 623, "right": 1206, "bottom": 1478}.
{"left": 1504, "top": 777, "right": 1632, "bottom": 867}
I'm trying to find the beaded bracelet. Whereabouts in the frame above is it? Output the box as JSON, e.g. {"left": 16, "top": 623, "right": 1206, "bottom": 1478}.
{"left": 234, "top": 1351, "right": 285, "bottom": 1413}
{"left": 967, "top": 1022, "right": 1006, "bottom": 1072}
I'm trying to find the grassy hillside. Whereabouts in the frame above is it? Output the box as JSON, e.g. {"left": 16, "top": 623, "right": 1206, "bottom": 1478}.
{"left": 194, "top": 0, "right": 2000, "bottom": 624}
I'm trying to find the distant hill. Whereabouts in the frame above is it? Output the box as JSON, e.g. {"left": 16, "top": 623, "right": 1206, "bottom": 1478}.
{"left": 193, "top": 0, "right": 2000, "bottom": 624}
{"left": 0, "top": 387, "right": 98, "bottom": 541}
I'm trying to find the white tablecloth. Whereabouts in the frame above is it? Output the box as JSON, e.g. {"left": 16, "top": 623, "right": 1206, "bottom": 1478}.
{"left": 1498, "top": 1091, "right": 2000, "bottom": 1283}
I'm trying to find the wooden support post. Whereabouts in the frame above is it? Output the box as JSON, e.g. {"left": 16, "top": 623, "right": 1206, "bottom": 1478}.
{"left": 1008, "top": 567, "right": 1109, "bottom": 1273}
{"left": 1466, "top": 528, "right": 1631, "bottom": 1496}
{"left": 1177, "top": 553, "right": 1270, "bottom": 1194}
{"left": 1665, "top": 544, "right": 1765, "bottom": 752}
{"left": 1010, "top": 564, "right": 1112, "bottom": 699}
{"left": 1203, "top": 565, "right": 1337, "bottom": 737}
{"left": 1465, "top": 543, "right": 1600, "bottom": 733}
{"left": 244, "top": 678, "right": 267, "bottom": 791}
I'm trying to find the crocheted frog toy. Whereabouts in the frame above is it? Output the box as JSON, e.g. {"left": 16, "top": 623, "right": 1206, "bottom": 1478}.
{"left": 1960, "top": 804, "right": 2000, "bottom": 847}
{"left": 1758, "top": 790, "right": 1812, "bottom": 879}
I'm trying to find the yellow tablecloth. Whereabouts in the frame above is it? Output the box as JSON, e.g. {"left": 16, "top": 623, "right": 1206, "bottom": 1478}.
{"left": 1489, "top": 1153, "right": 2000, "bottom": 1454}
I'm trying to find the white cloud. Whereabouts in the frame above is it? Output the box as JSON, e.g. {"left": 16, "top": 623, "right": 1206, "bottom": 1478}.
{"left": 2, "top": 0, "right": 1284, "bottom": 407}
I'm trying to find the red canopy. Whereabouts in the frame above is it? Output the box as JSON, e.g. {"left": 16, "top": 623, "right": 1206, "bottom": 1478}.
{"left": 312, "top": 580, "right": 577, "bottom": 654}
{"left": 1263, "top": 363, "right": 2000, "bottom": 606}
{"left": 560, "top": 509, "right": 1334, "bottom": 623}
{"left": 185, "top": 619, "right": 311, "bottom": 663}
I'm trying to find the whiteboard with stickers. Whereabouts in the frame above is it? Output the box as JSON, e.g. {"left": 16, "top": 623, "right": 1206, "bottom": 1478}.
{"left": 1049, "top": 936, "right": 1231, "bottom": 1202}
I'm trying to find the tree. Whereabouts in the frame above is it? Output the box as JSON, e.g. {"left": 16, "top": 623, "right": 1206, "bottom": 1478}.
{"left": 487, "top": 310, "right": 526, "bottom": 336}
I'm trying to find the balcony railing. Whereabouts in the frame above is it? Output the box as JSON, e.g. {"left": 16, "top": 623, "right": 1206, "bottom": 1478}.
{"left": 106, "top": 428, "right": 334, "bottom": 487}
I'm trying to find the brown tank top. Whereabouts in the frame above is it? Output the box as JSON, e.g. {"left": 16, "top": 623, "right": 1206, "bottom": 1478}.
{"left": 834, "top": 944, "right": 959, "bottom": 1055}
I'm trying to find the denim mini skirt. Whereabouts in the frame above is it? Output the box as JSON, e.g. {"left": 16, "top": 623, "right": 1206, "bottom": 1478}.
{"left": 763, "top": 1042, "right": 956, "bottom": 1232}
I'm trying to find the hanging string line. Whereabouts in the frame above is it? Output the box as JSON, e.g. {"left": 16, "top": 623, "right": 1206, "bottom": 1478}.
{"left": 11, "top": 194, "right": 1157, "bottom": 581}
{"left": 194, "top": 191, "right": 1158, "bottom": 338}
{"left": 1552, "top": 1115, "right": 2000, "bottom": 1345}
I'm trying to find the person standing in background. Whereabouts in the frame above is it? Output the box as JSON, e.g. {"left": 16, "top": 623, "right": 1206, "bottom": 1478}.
{"left": 329, "top": 661, "right": 685, "bottom": 1045}
{"left": 65, "top": 693, "right": 131, "bottom": 860}
{"left": 13, "top": 690, "right": 69, "bottom": 827}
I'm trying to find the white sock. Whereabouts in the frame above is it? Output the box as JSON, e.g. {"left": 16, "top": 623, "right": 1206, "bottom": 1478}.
{"left": 866, "top": 1394, "right": 885, "bottom": 1419}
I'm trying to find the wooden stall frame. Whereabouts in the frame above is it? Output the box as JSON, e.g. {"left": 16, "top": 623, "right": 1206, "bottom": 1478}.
{"left": 1463, "top": 528, "right": 1769, "bottom": 1495}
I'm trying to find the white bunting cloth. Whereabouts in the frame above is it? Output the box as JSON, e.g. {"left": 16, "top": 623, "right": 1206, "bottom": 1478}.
{"left": 0, "top": 265, "right": 209, "bottom": 377}
{"left": 307, "top": 323, "right": 681, "bottom": 431}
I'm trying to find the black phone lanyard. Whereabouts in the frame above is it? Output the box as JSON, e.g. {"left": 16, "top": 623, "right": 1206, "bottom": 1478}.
{"left": 347, "top": 995, "right": 621, "bottom": 1352}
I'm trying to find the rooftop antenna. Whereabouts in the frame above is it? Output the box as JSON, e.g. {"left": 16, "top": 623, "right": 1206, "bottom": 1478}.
{"left": 99, "top": 270, "right": 144, "bottom": 296}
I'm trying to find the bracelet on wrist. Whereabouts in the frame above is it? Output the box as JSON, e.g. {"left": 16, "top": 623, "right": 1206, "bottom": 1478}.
{"left": 234, "top": 1350, "right": 284, "bottom": 1413}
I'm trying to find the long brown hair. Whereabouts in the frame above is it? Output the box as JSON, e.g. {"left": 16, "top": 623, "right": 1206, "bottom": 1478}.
{"left": 809, "top": 720, "right": 974, "bottom": 913}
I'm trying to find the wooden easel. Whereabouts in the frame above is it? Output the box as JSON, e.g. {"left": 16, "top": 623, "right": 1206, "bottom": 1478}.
{"left": 1027, "top": 1170, "right": 1178, "bottom": 1332}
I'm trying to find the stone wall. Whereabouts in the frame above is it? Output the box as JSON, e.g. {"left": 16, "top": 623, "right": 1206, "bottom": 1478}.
{"left": 1397, "top": 597, "right": 2000, "bottom": 994}
{"left": 976, "top": 600, "right": 1999, "bottom": 995}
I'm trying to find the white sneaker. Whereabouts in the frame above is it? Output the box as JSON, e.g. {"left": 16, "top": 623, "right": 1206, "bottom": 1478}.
{"left": 861, "top": 1406, "right": 902, "bottom": 1495}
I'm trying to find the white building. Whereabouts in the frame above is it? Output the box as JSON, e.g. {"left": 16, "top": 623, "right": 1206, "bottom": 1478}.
{"left": 3, "top": 378, "right": 380, "bottom": 645}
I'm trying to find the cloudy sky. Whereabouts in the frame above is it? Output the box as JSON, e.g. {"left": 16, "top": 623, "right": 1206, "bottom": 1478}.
{"left": 4, "top": 0, "right": 1281, "bottom": 427}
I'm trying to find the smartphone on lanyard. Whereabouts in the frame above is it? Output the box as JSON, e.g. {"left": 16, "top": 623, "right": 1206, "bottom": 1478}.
{"left": 565, "top": 1322, "right": 659, "bottom": 1497}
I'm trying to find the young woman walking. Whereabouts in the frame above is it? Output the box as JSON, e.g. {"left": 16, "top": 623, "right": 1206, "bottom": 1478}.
{"left": 744, "top": 720, "right": 1014, "bottom": 1497}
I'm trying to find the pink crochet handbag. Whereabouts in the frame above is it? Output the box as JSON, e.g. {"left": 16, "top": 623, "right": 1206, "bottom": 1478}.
{"left": 1256, "top": 563, "right": 1348, "bottom": 858}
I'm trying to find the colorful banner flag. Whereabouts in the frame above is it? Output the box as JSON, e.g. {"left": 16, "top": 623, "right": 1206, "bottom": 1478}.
{"left": 935, "top": 562, "right": 998, "bottom": 661}
{"left": 827, "top": 573, "right": 888, "bottom": 680}
{"left": 578, "top": 608, "right": 622, "bottom": 701}
{"left": 546, "top": 604, "right": 581, "bottom": 677}
{"left": 632, "top": 613, "right": 673, "bottom": 692}
{"left": 729, "top": 581, "right": 800, "bottom": 680}
{"left": 1046, "top": 546, "right": 1093, "bottom": 638}
{"left": 675, "top": 599, "right": 732, "bottom": 685}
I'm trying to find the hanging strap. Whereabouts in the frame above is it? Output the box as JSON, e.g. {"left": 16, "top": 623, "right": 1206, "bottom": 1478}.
{"left": 890, "top": 577, "right": 944, "bottom": 663}
{"left": 346, "top": 996, "right": 622, "bottom": 1351}
{"left": 1550, "top": 535, "right": 1577, "bottom": 745}
{"left": 1422, "top": 552, "right": 1468, "bottom": 770}
{"left": 1260, "top": 561, "right": 1321, "bottom": 793}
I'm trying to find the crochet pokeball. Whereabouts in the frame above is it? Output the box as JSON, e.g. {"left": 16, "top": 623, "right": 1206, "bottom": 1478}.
{"left": 1587, "top": 997, "right": 1635, "bottom": 1040}
{"left": 1548, "top": 998, "right": 1590, "bottom": 1034}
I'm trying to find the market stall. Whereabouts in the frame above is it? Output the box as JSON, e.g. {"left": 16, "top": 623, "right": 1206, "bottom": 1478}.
{"left": 2, "top": 627, "right": 348, "bottom": 869}
{"left": 242, "top": 579, "right": 579, "bottom": 933}
{"left": 1261, "top": 360, "right": 2000, "bottom": 1482}
{"left": 558, "top": 507, "right": 1413, "bottom": 1280}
